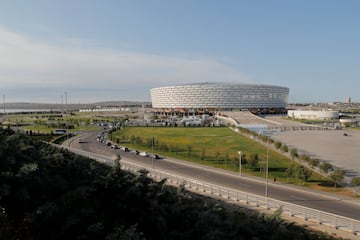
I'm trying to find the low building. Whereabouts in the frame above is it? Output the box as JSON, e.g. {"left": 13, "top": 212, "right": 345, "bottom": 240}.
{"left": 288, "top": 110, "right": 339, "bottom": 120}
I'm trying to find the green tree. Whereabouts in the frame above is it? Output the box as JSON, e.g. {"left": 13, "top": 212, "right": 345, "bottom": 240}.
{"left": 351, "top": 177, "right": 360, "bottom": 194}
{"left": 300, "top": 154, "right": 311, "bottom": 161}
{"left": 187, "top": 145, "right": 192, "bottom": 159}
{"left": 285, "top": 164, "right": 297, "bottom": 183}
{"left": 215, "top": 151, "right": 220, "bottom": 166}
{"left": 201, "top": 148, "right": 206, "bottom": 161}
{"left": 280, "top": 144, "right": 288, "bottom": 153}
{"left": 308, "top": 158, "right": 320, "bottom": 168}
{"left": 296, "top": 166, "right": 312, "bottom": 185}
{"left": 274, "top": 141, "right": 282, "bottom": 149}
{"left": 290, "top": 148, "right": 298, "bottom": 160}
{"left": 329, "top": 169, "right": 345, "bottom": 190}
{"left": 319, "top": 162, "right": 333, "bottom": 173}
{"left": 248, "top": 153, "right": 260, "bottom": 168}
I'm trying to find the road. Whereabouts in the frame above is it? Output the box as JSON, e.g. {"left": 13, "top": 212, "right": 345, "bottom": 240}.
{"left": 67, "top": 131, "right": 360, "bottom": 221}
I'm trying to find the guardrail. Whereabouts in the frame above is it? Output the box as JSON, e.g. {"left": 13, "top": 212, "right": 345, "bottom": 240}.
{"left": 57, "top": 144, "right": 360, "bottom": 235}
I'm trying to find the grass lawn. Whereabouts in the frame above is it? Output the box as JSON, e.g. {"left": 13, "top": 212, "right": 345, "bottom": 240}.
{"left": 111, "top": 127, "right": 330, "bottom": 185}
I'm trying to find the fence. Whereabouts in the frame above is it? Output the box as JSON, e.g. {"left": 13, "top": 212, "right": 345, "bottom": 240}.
{"left": 58, "top": 144, "right": 360, "bottom": 235}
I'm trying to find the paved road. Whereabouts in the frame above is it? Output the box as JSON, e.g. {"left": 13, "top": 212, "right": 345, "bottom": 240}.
{"left": 67, "top": 131, "right": 360, "bottom": 221}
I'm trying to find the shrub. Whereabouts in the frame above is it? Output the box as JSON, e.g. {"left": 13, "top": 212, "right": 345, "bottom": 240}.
{"left": 281, "top": 144, "right": 288, "bottom": 153}
{"left": 274, "top": 141, "right": 282, "bottom": 149}
{"left": 319, "top": 162, "right": 333, "bottom": 173}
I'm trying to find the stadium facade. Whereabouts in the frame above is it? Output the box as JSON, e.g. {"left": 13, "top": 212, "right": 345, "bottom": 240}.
{"left": 150, "top": 82, "right": 289, "bottom": 114}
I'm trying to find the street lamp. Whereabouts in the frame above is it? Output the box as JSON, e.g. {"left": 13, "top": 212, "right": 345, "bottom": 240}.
{"left": 237, "top": 151, "right": 242, "bottom": 176}
{"left": 265, "top": 136, "right": 269, "bottom": 198}
{"left": 152, "top": 136, "right": 155, "bottom": 169}
{"left": 261, "top": 130, "right": 274, "bottom": 198}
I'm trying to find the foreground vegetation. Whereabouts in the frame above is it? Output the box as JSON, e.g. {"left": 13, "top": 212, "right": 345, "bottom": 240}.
{"left": 0, "top": 128, "right": 342, "bottom": 240}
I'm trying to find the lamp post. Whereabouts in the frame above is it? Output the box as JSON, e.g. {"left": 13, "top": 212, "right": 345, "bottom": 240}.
{"left": 237, "top": 151, "right": 242, "bottom": 176}
{"left": 152, "top": 136, "right": 154, "bottom": 169}
{"left": 261, "top": 129, "right": 278, "bottom": 198}
{"left": 265, "top": 136, "right": 269, "bottom": 198}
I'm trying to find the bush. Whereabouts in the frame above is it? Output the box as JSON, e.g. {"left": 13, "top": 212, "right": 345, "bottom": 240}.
{"left": 290, "top": 148, "right": 298, "bottom": 160}
{"left": 281, "top": 144, "right": 288, "bottom": 153}
{"left": 319, "top": 162, "right": 333, "bottom": 173}
{"left": 351, "top": 177, "right": 360, "bottom": 187}
{"left": 274, "top": 141, "right": 282, "bottom": 149}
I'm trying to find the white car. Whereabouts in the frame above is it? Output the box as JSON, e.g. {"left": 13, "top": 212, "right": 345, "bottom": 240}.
{"left": 139, "top": 152, "right": 149, "bottom": 157}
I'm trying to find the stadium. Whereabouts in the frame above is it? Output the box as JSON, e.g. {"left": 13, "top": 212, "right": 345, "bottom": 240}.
{"left": 150, "top": 82, "right": 289, "bottom": 115}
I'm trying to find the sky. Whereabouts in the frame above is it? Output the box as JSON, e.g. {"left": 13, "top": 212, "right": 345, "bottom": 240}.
{"left": 0, "top": 0, "right": 359, "bottom": 104}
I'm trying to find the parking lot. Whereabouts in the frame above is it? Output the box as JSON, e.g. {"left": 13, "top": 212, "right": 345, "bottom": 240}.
{"left": 271, "top": 129, "right": 360, "bottom": 177}
{"left": 226, "top": 113, "right": 360, "bottom": 177}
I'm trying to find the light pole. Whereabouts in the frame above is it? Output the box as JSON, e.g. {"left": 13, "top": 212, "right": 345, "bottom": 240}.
{"left": 237, "top": 151, "right": 242, "bottom": 176}
{"left": 152, "top": 136, "right": 154, "bottom": 169}
{"left": 265, "top": 136, "right": 269, "bottom": 198}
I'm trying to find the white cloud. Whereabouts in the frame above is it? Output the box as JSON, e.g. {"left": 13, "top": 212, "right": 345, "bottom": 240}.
{"left": 0, "top": 26, "right": 252, "bottom": 101}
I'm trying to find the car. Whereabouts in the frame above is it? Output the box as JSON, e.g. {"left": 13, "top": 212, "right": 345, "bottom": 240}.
{"left": 154, "top": 154, "right": 161, "bottom": 159}
{"left": 110, "top": 144, "right": 119, "bottom": 149}
{"left": 139, "top": 152, "right": 149, "bottom": 157}
{"left": 120, "top": 147, "right": 129, "bottom": 152}
{"left": 130, "top": 150, "right": 140, "bottom": 155}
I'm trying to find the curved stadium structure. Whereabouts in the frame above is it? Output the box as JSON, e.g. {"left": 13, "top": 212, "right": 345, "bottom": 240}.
{"left": 150, "top": 82, "right": 289, "bottom": 114}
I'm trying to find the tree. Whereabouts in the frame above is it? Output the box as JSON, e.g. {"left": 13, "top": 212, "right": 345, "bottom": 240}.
{"left": 285, "top": 164, "right": 297, "bottom": 183}
{"left": 351, "top": 177, "right": 360, "bottom": 194}
{"left": 274, "top": 141, "right": 282, "bottom": 149}
{"left": 280, "top": 144, "right": 288, "bottom": 153}
{"left": 308, "top": 158, "right": 320, "bottom": 168}
{"left": 319, "top": 162, "right": 333, "bottom": 173}
{"left": 300, "top": 154, "right": 311, "bottom": 161}
{"left": 296, "top": 166, "right": 312, "bottom": 185}
{"left": 201, "top": 148, "right": 206, "bottom": 161}
{"left": 187, "top": 145, "right": 192, "bottom": 159}
{"left": 248, "top": 153, "right": 260, "bottom": 168}
{"left": 290, "top": 148, "right": 298, "bottom": 160}
{"left": 329, "top": 170, "right": 345, "bottom": 190}
{"left": 225, "top": 151, "right": 229, "bottom": 167}
{"left": 215, "top": 151, "right": 220, "bottom": 166}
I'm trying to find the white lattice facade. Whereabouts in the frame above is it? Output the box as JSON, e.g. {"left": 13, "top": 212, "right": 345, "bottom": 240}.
{"left": 151, "top": 82, "right": 289, "bottom": 110}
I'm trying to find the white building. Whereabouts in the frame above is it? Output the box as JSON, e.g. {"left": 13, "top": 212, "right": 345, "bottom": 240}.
{"left": 288, "top": 110, "right": 339, "bottom": 120}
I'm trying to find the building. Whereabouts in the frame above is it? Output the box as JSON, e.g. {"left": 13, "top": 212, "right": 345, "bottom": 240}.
{"left": 287, "top": 110, "right": 339, "bottom": 120}
{"left": 150, "top": 82, "right": 289, "bottom": 115}
{"left": 345, "top": 96, "right": 351, "bottom": 104}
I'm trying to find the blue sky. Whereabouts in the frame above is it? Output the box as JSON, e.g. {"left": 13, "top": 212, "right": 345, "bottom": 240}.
{"left": 0, "top": 0, "right": 359, "bottom": 104}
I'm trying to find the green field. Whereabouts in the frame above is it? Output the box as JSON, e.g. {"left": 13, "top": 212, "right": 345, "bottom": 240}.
{"left": 112, "top": 127, "right": 329, "bottom": 185}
